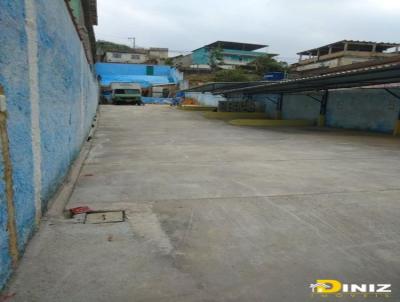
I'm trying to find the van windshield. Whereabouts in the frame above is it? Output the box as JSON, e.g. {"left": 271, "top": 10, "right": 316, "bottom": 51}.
{"left": 114, "top": 89, "right": 140, "bottom": 94}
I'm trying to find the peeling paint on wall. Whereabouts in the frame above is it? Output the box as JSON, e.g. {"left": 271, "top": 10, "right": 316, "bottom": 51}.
{"left": 0, "top": 105, "right": 19, "bottom": 267}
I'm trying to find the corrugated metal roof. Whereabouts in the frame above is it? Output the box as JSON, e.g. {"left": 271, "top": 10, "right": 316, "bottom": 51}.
{"left": 193, "top": 41, "right": 267, "bottom": 52}
{"left": 217, "top": 60, "right": 400, "bottom": 95}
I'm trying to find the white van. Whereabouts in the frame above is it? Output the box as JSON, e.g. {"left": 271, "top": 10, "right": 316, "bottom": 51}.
{"left": 110, "top": 83, "right": 143, "bottom": 105}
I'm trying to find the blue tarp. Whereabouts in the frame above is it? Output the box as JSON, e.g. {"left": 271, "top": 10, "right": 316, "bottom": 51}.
{"left": 95, "top": 63, "right": 182, "bottom": 88}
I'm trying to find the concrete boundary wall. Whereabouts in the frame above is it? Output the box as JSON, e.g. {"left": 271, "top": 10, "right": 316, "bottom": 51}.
{"left": 281, "top": 93, "right": 321, "bottom": 121}
{"left": 227, "top": 88, "right": 400, "bottom": 134}
{"left": 0, "top": 0, "right": 99, "bottom": 289}
{"left": 326, "top": 88, "right": 399, "bottom": 133}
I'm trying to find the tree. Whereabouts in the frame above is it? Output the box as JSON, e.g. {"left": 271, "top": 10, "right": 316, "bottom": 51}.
{"left": 164, "top": 58, "right": 174, "bottom": 66}
{"left": 252, "top": 55, "right": 288, "bottom": 75}
{"left": 96, "top": 40, "right": 133, "bottom": 53}
{"left": 214, "top": 69, "right": 251, "bottom": 82}
{"left": 209, "top": 45, "right": 224, "bottom": 70}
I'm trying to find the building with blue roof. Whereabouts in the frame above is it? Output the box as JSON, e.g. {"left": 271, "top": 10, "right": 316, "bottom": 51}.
{"left": 173, "top": 41, "right": 276, "bottom": 70}
{"left": 95, "top": 63, "right": 183, "bottom": 88}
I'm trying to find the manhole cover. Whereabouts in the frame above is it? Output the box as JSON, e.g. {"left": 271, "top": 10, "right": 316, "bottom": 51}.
{"left": 85, "top": 211, "right": 125, "bottom": 224}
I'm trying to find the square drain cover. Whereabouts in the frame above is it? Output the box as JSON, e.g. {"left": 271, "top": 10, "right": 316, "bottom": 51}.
{"left": 85, "top": 211, "right": 125, "bottom": 224}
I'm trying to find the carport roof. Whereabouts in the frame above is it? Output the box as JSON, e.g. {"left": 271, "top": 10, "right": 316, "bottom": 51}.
{"left": 183, "top": 60, "right": 400, "bottom": 95}
{"left": 217, "top": 61, "right": 400, "bottom": 95}
{"left": 182, "top": 81, "right": 270, "bottom": 93}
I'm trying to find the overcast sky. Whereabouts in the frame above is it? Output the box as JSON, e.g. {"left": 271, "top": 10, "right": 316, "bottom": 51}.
{"left": 94, "top": 0, "right": 400, "bottom": 63}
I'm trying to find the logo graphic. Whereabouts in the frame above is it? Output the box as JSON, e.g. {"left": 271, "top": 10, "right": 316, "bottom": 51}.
{"left": 310, "top": 280, "right": 341, "bottom": 293}
{"left": 310, "top": 280, "right": 392, "bottom": 298}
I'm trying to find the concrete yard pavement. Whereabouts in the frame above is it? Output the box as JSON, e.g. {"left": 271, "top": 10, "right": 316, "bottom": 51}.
{"left": 4, "top": 105, "right": 400, "bottom": 301}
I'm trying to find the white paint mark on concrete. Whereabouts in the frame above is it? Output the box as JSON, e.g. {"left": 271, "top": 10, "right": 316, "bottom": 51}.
{"left": 127, "top": 204, "right": 173, "bottom": 255}
{"left": 25, "top": 0, "right": 42, "bottom": 225}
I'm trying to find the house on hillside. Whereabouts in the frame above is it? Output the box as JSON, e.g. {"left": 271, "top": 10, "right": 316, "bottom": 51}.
{"left": 290, "top": 40, "right": 400, "bottom": 76}
{"left": 172, "top": 41, "right": 276, "bottom": 70}
{"left": 100, "top": 48, "right": 169, "bottom": 64}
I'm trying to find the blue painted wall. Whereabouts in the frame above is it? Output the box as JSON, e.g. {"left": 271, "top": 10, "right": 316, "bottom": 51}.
{"left": 95, "top": 63, "right": 182, "bottom": 87}
{"left": 36, "top": 0, "right": 99, "bottom": 205}
{"left": 0, "top": 0, "right": 98, "bottom": 289}
{"left": 0, "top": 0, "right": 36, "bottom": 261}
{"left": 0, "top": 140, "right": 11, "bottom": 290}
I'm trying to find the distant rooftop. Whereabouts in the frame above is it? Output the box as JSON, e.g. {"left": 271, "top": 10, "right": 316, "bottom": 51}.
{"left": 194, "top": 41, "right": 267, "bottom": 52}
{"left": 105, "top": 48, "right": 148, "bottom": 54}
{"left": 81, "top": 0, "right": 98, "bottom": 25}
{"left": 298, "top": 40, "right": 400, "bottom": 56}
{"left": 149, "top": 48, "right": 169, "bottom": 51}
{"left": 105, "top": 47, "right": 168, "bottom": 54}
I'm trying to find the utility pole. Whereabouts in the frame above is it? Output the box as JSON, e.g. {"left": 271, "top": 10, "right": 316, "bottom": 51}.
{"left": 128, "top": 37, "right": 136, "bottom": 49}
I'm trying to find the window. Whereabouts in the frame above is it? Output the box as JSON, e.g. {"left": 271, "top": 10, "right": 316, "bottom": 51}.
{"left": 112, "top": 53, "right": 122, "bottom": 58}
{"left": 114, "top": 89, "right": 140, "bottom": 94}
{"left": 131, "top": 54, "right": 140, "bottom": 60}
{"left": 125, "top": 89, "right": 140, "bottom": 94}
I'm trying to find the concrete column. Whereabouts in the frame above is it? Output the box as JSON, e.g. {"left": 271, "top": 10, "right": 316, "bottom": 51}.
{"left": 394, "top": 110, "right": 400, "bottom": 136}
{"left": 344, "top": 42, "right": 348, "bottom": 52}
{"left": 394, "top": 121, "right": 400, "bottom": 136}
{"left": 328, "top": 47, "right": 333, "bottom": 54}
{"left": 318, "top": 90, "right": 329, "bottom": 127}
{"left": 372, "top": 43, "right": 377, "bottom": 53}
